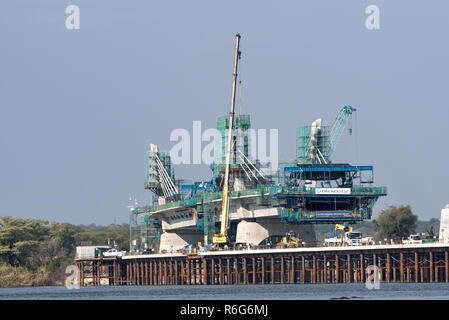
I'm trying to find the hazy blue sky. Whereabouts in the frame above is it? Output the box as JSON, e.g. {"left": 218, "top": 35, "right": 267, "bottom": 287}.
{"left": 1, "top": 1, "right": 448, "bottom": 225}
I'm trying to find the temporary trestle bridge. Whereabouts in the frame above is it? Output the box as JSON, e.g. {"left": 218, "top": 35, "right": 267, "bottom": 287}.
{"left": 76, "top": 243, "right": 449, "bottom": 286}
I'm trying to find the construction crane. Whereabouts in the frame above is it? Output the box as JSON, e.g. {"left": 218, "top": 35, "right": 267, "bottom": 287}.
{"left": 213, "top": 33, "right": 241, "bottom": 245}
{"left": 303, "top": 105, "right": 356, "bottom": 165}
{"left": 327, "top": 105, "right": 356, "bottom": 160}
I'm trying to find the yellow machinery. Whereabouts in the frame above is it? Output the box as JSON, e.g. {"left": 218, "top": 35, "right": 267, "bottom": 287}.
{"left": 335, "top": 224, "right": 352, "bottom": 232}
{"left": 276, "top": 231, "right": 302, "bottom": 249}
{"left": 213, "top": 34, "right": 241, "bottom": 245}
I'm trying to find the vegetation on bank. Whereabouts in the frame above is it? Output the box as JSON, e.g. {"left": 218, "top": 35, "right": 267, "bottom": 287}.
{"left": 0, "top": 205, "right": 441, "bottom": 287}
{"left": 0, "top": 216, "right": 129, "bottom": 288}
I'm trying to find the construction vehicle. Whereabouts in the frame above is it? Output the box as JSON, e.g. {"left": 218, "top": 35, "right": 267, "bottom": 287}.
{"left": 213, "top": 33, "right": 241, "bottom": 246}
{"left": 276, "top": 231, "right": 303, "bottom": 248}
{"left": 324, "top": 223, "right": 365, "bottom": 246}
{"left": 402, "top": 234, "right": 423, "bottom": 244}
{"left": 343, "top": 231, "right": 363, "bottom": 246}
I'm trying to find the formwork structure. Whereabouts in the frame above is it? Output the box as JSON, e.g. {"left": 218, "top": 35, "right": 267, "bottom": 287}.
{"left": 296, "top": 124, "right": 331, "bottom": 165}
{"left": 296, "top": 106, "right": 356, "bottom": 165}
{"left": 129, "top": 211, "right": 162, "bottom": 254}
{"left": 214, "top": 114, "right": 252, "bottom": 175}
{"left": 76, "top": 243, "right": 449, "bottom": 286}
{"left": 144, "top": 144, "right": 176, "bottom": 201}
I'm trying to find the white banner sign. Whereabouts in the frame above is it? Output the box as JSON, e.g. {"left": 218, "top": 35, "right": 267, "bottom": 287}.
{"left": 315, "top": 188, "right": 351, "bottom": 195}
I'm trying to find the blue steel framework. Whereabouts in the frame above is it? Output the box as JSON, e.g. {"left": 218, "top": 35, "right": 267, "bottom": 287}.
{"left": 269, "top": 164, "right": 386, "bottom": 224}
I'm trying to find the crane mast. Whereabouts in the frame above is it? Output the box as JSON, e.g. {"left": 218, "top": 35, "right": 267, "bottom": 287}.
{"left": 213, "top": 33, "right": 241, "bottom": 244}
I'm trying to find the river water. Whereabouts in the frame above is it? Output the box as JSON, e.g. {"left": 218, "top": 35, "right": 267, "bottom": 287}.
{"left": 0, "top": 283, "right": 448, "bottom": 300}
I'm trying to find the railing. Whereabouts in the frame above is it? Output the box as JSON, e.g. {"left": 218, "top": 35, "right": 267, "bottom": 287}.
{"left": 270, "top": 186, "right": 387, "bottom": 196}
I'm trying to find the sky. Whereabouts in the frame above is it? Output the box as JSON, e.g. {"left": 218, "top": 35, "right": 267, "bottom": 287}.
{"left": 1, "top": 0, "right": 448, "bottom": 225}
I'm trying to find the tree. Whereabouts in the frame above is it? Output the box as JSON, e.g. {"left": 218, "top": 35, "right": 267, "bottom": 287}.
{"left": 0, "top": 216, "right": 49, "bottom": 267}
{"left": 373, "top": 205, "right": 417, "bottom": 242}
{"left": 49, "top": 222, "right": 83, "bottom": 257}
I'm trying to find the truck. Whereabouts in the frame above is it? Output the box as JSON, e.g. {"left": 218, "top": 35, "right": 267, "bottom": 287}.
{"left": 324, "top": 231, "right": 364, "bottom": 247}
{"left": 344, "top": 231, "right": 363, "bottom": 246}
{"left": 75, "top": 246, "right": 110, "bottom": 259}
{"left": 102, "top": 248, "right": 125, "bottom": 257}
{"left": 402, "top": 234, "right": 423, "bottom": 244}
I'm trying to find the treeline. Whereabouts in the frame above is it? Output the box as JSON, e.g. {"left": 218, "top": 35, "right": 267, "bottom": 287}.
{"left": 315, "top": 205, "right": 440, "bottom": 244}
{"left": 0, "top": 216, "right": 129, "bottom": 288}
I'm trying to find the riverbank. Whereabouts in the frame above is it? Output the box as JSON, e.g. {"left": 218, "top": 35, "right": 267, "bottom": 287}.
{"left": 0, "top": 263, "right": 67, "bottom": 288}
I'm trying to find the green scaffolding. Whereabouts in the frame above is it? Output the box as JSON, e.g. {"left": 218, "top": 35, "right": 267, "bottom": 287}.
{"left": 296, "top": 125, "right": 331, "bottom": 164}
{"left": 202, "top": 193, "right": 217, "bottom": 245}
{"left": 129, "top": 211, "right": 162, "bottom": 254}
{"left": 214, "top": 114, "right": 252, "bottom": 176}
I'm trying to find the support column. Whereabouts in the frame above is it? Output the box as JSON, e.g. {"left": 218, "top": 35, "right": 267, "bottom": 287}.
{"left": 261, "top": 257, "right": 265, "bottom": 284}
{"left": 243, "top": 258, "right": 247, "bottom": 285}
{"left": 235, "top": 258, "right": 239, "bottom": 285}
{"left": 415, "top": 252, "right": 419, "bottom": 283}
{"left": 335, "top": 254, "right": 339, "bottom": 283}
{"left": 360, "top": 254, "right": 364, "bottom": 283}
{"left": 175, "top": 260, "right": 178, "bottom": 285}
{"left": 186, "top": 259, "right": 192, "bottom": 284}
{"left": 386, "top": 252, "right": 391, "bottom": 283}
{"left": 280, "top": 256, "right": 284, "bottom": 284}
{"left": 271, "top": 257, "right": 275, "bottom": 284}
{"left": 202, "top": 259, "right": 207, "bottom": 285}
{"left": 149, "top": 261, "right": 153, "bottom": 285}
{"left": 145, "top": 261, "right": 148, "bottom": 285}
{"left": 435, "top": 262, "right": 439, "bottom": 283}
{"left": 323, "top": 256, "right": 327, "bottom": 284}
{"left": 430, "top": 251, "right": 434, "bottom": 283}
{"left": 312, "top": 255, "right": 316, "bottom": 284}
{"left": 445, "top": 251, "right": 448, "bottom": 283}
{"left": 211, "top": 258, "right": 215, "bottom": 285}
{"left": 227, "top": 259, "right": 231, "bottom": 285}
{"left": 290, "top": 256, "right": 295, "bottom": 284}
{"left": 347, "top": 254, "right": 351, "bottom": 283}
{"left": 180, "top": 260, "right": 184, "bottom": 285}
{"left": 301, "top": 256, "right": 305, "bottom": 284}
{"left": 252, "top": 258, "right": 256, "bottom": 284}
{"left": 163, "top": 261, "right": 167, "bottom": 285}
{"left": 400, "top": 252, "right": 404, "bottom": 283}
{"left": 219, "top": 258, "right": 223, "bottom": 285}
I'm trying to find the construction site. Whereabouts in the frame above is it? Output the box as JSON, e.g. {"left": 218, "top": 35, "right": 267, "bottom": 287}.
{"left": 75, "top": 34, "right": 449, "bottom": 286}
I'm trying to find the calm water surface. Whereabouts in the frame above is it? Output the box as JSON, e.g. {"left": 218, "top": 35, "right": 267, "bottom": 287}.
{"left": 0, "top": 283, "right": 449, "bottom": 300}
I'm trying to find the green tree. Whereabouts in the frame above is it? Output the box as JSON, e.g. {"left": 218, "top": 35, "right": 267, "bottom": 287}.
{"left": 373, "top": 205, "right": 417, "bottom": 242}
{"left": 49, "top": 222, "right": 83, "bottom": 257}
{"left": 0, "top": 216, "right": 49, "bottom": 267}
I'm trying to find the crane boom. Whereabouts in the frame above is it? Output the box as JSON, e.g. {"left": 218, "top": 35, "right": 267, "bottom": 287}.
{"left": 213, "top": 34, "right": 241, "bottom": 244}
{"left": 327, "top": 105, "right": 356, "bottom": 160}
